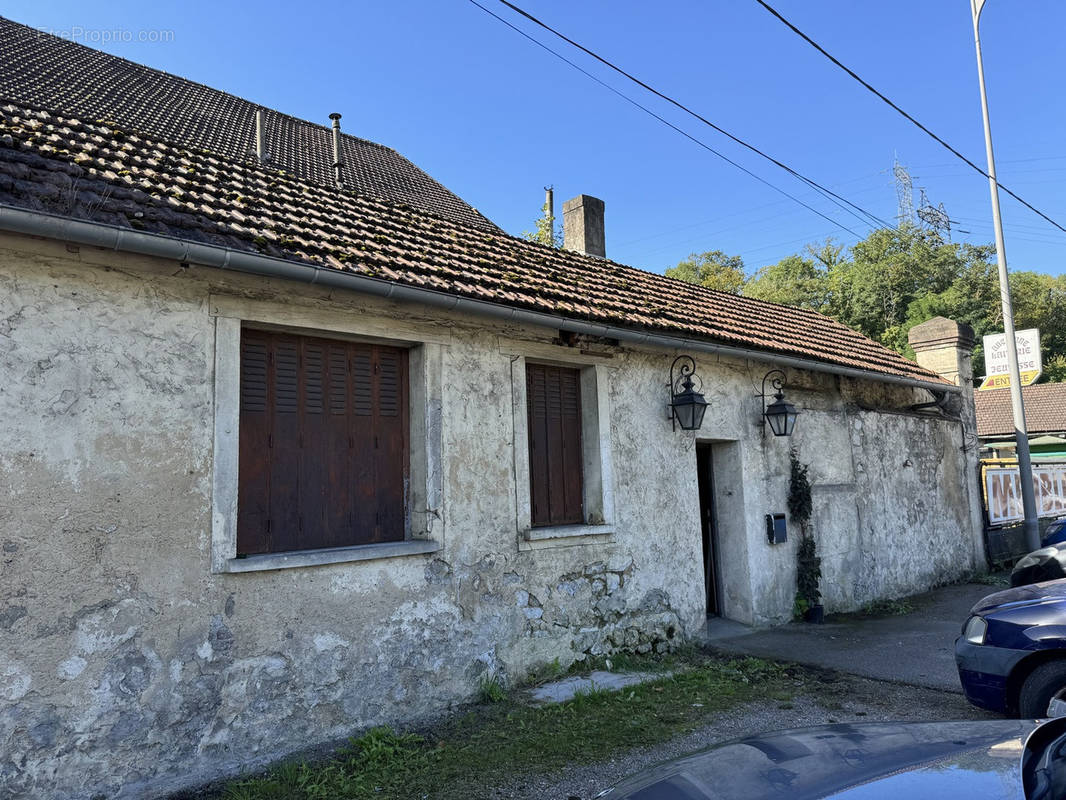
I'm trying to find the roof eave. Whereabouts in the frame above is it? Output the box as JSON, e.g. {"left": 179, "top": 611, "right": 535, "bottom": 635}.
{"left": 0, "top": 203, "right": 957, "bottom": 394}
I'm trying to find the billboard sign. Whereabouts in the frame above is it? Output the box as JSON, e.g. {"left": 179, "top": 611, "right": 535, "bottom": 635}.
{"left": 980, "top": 329, "right": 1041, "bottom": 391}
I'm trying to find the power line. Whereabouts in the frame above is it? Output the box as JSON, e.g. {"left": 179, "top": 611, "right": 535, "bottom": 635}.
{"left": 615, "top": 169, "right": 891, "bottom": 249}
{"left": 466, "top": 0, "right": 863, "bottom": 237}
{"left": 751, "top": 0, "right": 1066, "bottom": 234}
{"left": 480, "top": 0, "right": 895, "bottom": 231}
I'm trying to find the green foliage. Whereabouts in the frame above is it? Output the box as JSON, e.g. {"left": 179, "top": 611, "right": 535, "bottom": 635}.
{"left": 788, "top": 449, "right": 820, "bottom": 616}
{"left": 665, "top": 250, "right": 746, "bottom": 294}
{"left": 667, "top": 225, "right": 1066, "bottom": 385}
{"left": 796, "top": 534, "right": 822, "bottom": 612}
{"left": 223, "top": 728, "right": 425, "bottom": 800}
{"left": 521, "top": 197, "right": 562, "bottom": 248}
{"left": 860, "top": 598, "right": 913, "bottom": 617}
{"left": 477, "top": 674, "right": 507, "bottom": 703}
{"left": 971, "top": 571, "right": 1010, "bottom": 587}
{"left": 745, "top": 253, "right": 829, "bottom": 311}
{"left": 787, "top": 448, "right": 812, "bottom": 529}
{"left": 524, "top": 657, "right": 564, "bottom": 685}
{"left": 220, "top": 655, "right": 793, "bottom": 800}
{"left": 830, "top": 224, "right": 960, "bottom": 344}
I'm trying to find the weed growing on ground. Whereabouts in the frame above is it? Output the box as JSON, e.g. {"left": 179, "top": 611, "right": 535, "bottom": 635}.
{"left": 523, "top": 657, "right": 564, "bottom": 686}
{"left": 217, "top": 654, "right": 793, "bottom": 800}
{"left": 971, "top": 571, "right": 1010, "bottom": 587}
{"left": 477, "top": 674, "right": 507, "bottom": 703}
{"left": 860, "top": 598, "right": 914, "bottom": 617}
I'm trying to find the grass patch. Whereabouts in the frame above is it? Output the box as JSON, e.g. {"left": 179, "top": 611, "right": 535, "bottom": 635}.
{"left": 971, "top": 571, "right": 1010, "bottom": 587}
{"left": 477, "top": 674, "right": 507, "bottom": 704}
{"left": 219, "top": 655, "right": 792, "bottom": 800}
{"left": 859, "top": 598, "right": 914, "bottom": 617}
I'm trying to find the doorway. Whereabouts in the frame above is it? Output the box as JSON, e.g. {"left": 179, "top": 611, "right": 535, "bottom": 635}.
{"left": 696, "top": 443, "right": 720, "bottom": 617}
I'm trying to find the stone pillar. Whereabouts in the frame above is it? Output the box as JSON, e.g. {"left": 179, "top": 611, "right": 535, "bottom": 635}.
{"left": 908, "top": 316, "right": 975, "bottom": 387}
{"left": 908, "top": 316, "right": 985, "bottom": 567}
{"left": 562, "top": 195, "right": 605, "bottom": 258}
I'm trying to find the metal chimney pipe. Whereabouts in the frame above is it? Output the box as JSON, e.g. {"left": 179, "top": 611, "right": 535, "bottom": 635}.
{"left": 329, "top": 113, "right": 344, "bottom": 189}
{"left": 544, "top": 185, "right": 554, "bottom": 239}
{"left": 255, "top": 108, "right": 270, "bottom": 164}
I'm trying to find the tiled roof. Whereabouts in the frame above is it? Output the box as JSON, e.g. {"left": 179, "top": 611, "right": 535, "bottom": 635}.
{"left": 0, "top": 102, "right": 943, "bottom": 385}
{"left": 976, "top": 383, "right": 1066, "bottom": 437}
{"left": 0, "top": 17, "right": 496, "bottom": 231}
{"left": 0, "top": 25, "right": 946, "bottom": 387}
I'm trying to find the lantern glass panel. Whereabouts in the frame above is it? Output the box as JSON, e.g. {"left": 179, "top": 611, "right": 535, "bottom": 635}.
{"left": 765, "top": 397, "right": 798, "bottom": 437}
{"left": 671, "top": 391, "right": 708, "bottom": 431}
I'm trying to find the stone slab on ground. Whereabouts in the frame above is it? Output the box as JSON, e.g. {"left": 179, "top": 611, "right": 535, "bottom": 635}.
{"left": 528, "top": 670, "right": 668, "bottom": 704}
{"left": 703, "top": 581, "right": 1001, "bottom": 692}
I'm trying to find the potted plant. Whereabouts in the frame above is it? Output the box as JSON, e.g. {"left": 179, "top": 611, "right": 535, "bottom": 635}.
{"left": 789, "top": 448, "right": 823, "bottom": 623}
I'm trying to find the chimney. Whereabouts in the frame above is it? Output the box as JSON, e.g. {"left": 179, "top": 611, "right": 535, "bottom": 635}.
{"left": 563, "top": 194, "right": 605, "bottom": 258}
{"left": 329, "top": 113, "right": 344, "bottom": 189}
{"left": 908, "top": 316, "right": 975, "bottom": 387}
{"left": 255, "top": 108, "right": 270, "bottom": 164}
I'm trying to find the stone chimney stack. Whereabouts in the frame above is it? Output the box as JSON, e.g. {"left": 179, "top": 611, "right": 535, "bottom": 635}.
{"left": 908, "top": 316, "right": 975, "bottom": 387}
{"left": 563, "top": 195, "right": 605, "bottom": 258}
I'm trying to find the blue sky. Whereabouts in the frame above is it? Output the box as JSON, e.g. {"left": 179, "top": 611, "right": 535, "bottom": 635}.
{"left": 8, "top": 0, "right": 1065, "bottom": 277}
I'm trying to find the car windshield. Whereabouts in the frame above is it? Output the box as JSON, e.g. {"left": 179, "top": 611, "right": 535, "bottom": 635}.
{"left": 1022, "top": 717, "right": 1066, "bottom": 799}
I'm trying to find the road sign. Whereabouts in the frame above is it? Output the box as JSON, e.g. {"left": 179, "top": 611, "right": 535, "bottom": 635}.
{"left": 980, "top": 328, "right": 1042, "bottom": 391}
{"left": 978, "top": 370, "right": 1041, "bottom": 391}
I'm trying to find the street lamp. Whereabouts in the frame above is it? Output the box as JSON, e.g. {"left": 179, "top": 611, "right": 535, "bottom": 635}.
{"left": 970, "top": 0, "right": 1039, "bottom": 550}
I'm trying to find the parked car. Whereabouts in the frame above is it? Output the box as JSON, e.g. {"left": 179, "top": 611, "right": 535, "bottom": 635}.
{"left": 595, "top": 717, "right": 1066, "bottom": 799}
{"left": 1010, "top": 545, "right": 1066, "bottom": 587}
{"left": 956, "top": 578, "right": 1066, "bottom": 717}
{"left": 1041, "top": 517, "right": 1066, "bottom": 548}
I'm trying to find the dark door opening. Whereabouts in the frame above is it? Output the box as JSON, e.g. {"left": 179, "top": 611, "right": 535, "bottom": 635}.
{"left": 696, "top": 443, "right": 720, "bottom": 617}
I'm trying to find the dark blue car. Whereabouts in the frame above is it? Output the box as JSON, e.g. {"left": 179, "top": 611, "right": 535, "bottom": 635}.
{"left": 956, "top": 578, "right": 1066, "bottom": 717}
{"left": 1042, "top": 517, "right": 1066, "bottom": 547}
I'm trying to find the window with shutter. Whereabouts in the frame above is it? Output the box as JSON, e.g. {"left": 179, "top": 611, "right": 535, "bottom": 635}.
{"left": 237, "top": 329, "right": 408, "bottom": 555}
{"left": 526, "top": 363, "right": 584, "bottom": 526}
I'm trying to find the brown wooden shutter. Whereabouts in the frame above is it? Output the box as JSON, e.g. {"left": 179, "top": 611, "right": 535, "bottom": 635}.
{"left": 236, "top": 329, "right": 408, "bottom": 555}
{"left": 237, "top": 332, "right": 271, "bottom": 553}
{"left": 526, "top": 363, "right": 584, "bottom": 526}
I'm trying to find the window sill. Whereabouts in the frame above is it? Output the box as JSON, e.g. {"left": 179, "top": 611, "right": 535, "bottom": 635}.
{"left": 524, "top": 523, "right": 615, "bottom": 542}
{"left": 221, "top": 539, "right": 441, "bottom": 573}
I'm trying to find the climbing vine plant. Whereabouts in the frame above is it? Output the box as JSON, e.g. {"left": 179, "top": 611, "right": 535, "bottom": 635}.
{"left": 789, "top": 448, "right": 821, "bottom": 619}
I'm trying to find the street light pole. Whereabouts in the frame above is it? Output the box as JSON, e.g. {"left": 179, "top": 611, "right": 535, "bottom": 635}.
{"left": 970, "top": 0, "right": 1040, "bottom": 550}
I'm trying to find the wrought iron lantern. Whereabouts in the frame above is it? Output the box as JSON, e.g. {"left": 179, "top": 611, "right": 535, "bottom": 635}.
{"left": 667, "top": 355, "right": 708, "bottom": 431}
{"left": 759, "top": 369, "right": 799, "bottom": 437}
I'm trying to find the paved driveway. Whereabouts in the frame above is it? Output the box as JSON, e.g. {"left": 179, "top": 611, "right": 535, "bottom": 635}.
{"left": 705, "top": 581, "right": 1002, "bottom": 692}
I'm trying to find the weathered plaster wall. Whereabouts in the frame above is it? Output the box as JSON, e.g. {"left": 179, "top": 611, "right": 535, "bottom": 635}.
{"left": 0, "top": 235, "right": 983, "bottom": 799}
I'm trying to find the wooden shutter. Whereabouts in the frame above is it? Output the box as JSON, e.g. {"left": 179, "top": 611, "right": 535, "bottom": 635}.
{"left": 526, "top": 363, "right": 584, "bottom": 526}
{"left": 236, "top": 329, "right": 408, "bottom": 555}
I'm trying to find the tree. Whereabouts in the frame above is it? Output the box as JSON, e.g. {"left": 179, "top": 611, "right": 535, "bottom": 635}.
{"left": 665, "top": 224, "right": 1066, "bottom": 384}
{"left": 665, "top": 250, "right": 746, "bottom": 294}
{"left": 745, "top": 254, "right": 829, "bottom": 311}
{"left": 522, "top": 197, "right": 562, "bottom": 248}
{"left": 830, "top": 224, "right": 959, "bottom": 347}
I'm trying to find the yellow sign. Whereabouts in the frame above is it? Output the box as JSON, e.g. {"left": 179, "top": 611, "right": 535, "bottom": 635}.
{"left": 978, "top": 370, "right": 1040, "bottom": 391}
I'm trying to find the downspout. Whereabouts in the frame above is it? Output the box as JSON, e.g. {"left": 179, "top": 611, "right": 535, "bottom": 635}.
{"left": 0, "top": 203, "right": 959, "bottom": 395}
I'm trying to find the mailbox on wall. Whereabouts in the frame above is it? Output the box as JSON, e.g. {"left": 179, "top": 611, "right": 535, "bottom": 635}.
{"left": 766, "top": 513, "right": 787, "bottom": 545}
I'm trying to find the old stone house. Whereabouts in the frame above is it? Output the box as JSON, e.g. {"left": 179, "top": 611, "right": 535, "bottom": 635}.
{"left": 0, "top": 19, "right": 985, "bottom": 799}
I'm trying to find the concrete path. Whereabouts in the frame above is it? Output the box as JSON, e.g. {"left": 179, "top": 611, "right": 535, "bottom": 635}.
{"left": 704, "top": 581, "right": 1002, "bottom": 692}
{"left": 528, "top": 670, "right": 668, "bottom": 704}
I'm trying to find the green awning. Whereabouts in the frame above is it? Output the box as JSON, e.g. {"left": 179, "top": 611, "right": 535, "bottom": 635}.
{"left": 982, "top": 434, "right": 1066, "bottom": 449}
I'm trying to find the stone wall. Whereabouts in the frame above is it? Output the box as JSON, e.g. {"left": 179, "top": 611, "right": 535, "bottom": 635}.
{"left": 0, "top": 234, "right": 983, "bottom": 798}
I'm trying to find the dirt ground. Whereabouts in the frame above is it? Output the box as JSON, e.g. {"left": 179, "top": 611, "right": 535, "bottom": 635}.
{"left": 485, "top": 668, "right": 998, "bottom": 800}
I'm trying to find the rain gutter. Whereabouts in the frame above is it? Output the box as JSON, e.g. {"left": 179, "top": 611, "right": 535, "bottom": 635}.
{"left": 0, "top": 204, "right": 957, "bottom": 394}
